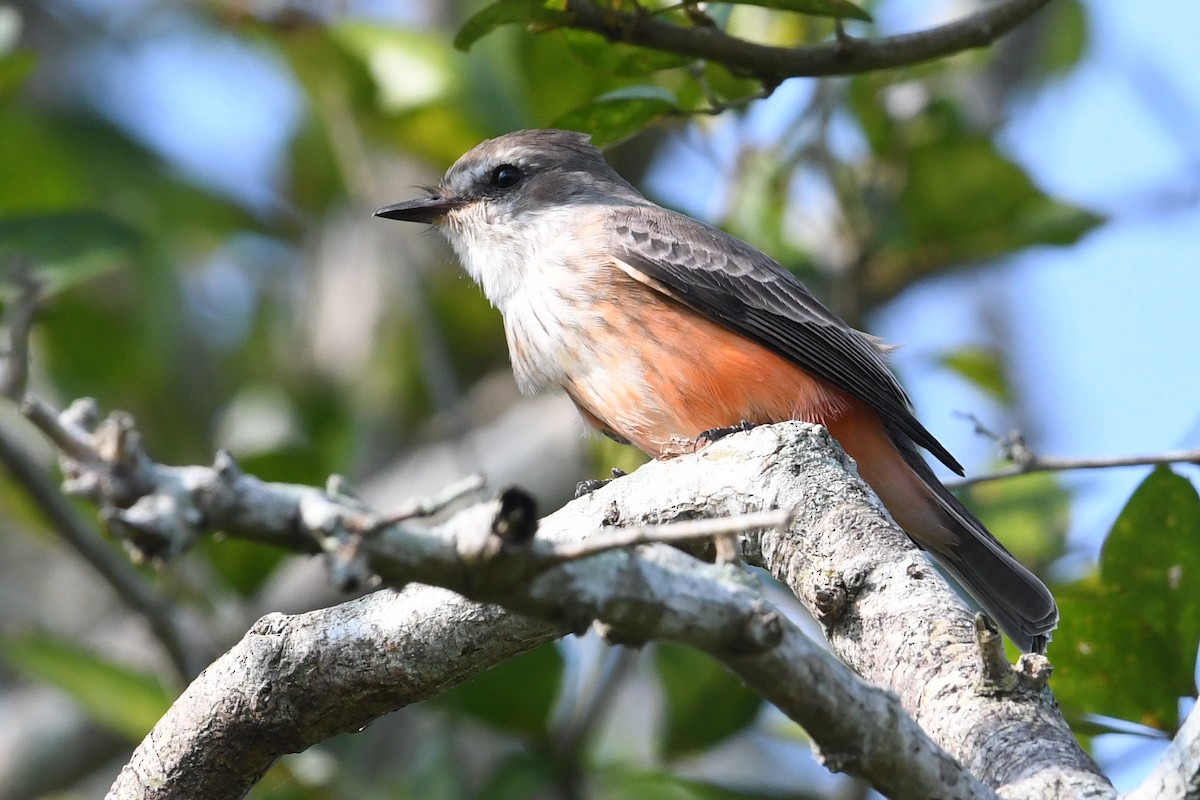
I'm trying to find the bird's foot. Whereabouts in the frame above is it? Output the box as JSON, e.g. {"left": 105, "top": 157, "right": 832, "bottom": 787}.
{"left": 695, "top": 420, "right": 757, "bottom": 448}
{"left": 575, "top": 467, "right": 628, "bottom": 499}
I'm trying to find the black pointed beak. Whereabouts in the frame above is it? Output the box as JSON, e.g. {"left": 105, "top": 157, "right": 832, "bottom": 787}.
{"left": 374, "top": 196, "right": 463, "bottom": 224}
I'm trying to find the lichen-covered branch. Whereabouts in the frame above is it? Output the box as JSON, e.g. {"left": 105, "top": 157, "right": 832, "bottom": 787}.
{"left": 1123, "top": 701, "right": 1200, "bottom": 800}
{"left": 20, "top": 395, "right": 1116, "bottom": 799}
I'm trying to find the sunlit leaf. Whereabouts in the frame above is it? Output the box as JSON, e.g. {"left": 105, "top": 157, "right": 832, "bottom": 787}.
{"left": 551, "top": 86, "right": 678, "bottom": 146}
{"left": 938, "top": 345, "right": 1013, "bottom": 405}
{"left": 1051, "top": 467, "right": 1200, "bottom": 733}
{"left": 559, "top": 28, "right": 692, "bottom": 77}
{"left": 656, "top": 642, "right": 762, "bottom": 758}
{"left": 455, "top": 0, "right": 570, "bottom": 52}
{"left": 723, "top": 0, "right": 872, "bottom": 22}
{"left": 0, "top": 634, "right": 172, "bottom": 740}
{"left": 331, "top": 23, "right": 459, "bottom": 113}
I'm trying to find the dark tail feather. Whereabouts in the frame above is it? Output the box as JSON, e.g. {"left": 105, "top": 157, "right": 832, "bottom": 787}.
{"left": 902, "top": 450, "right": 1059, "bottom": 653}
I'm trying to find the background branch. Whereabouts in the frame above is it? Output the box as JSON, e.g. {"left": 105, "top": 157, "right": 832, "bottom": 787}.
{"left": 564, "top": 0, "right": 1054, "bottom": 85}
{"left": 947, "top": 447, "right": 1200, "bottom": 489}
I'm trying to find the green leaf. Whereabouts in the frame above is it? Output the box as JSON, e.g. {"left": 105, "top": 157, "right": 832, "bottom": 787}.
{"left": 723, "top": 0, "right": 872, "bottom": 22}
{"left": 476, "top": 753, "right": 559, "bottom": 800}
{"left": 0, "top": 49, "right": 36, "bottom": 100}
{"left": 559, "top": 28, "right": 693, "bottom": 77}
{"left": 0, "top": 634, "right": 172, "bottom": 740}
{"left": 455, "top": 0, "right": 571, "bottom": 52}
{"left": 437, "top": 642, "right": 563, "bottom": 735}
{"left": 1028, "top": 0, "right": 1088, "bottom": 79}
{"left": 1051, "top": 467, "right": 1200, "bottom": 733}
{"left": 551, "top": 87, "right": 678, "bottom": 147}
{"left": 655, "top": 642, "right": 762, "bottom": 758}
{"left": 0, "top": 211, "right": 140, "bottom": 293}
{"left": 938, "top": 345, "right": 1013, "bottom": 405}
{"left": 901, "top": 137, "right": 1102, "bottom": 259}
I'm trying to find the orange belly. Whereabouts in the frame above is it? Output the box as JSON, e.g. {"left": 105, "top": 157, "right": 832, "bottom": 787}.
{"left": 562, "top": 288, "right": 946, "bottom": 546}
{"left": 564, "top": 292, "right": 853, "bottom": 454}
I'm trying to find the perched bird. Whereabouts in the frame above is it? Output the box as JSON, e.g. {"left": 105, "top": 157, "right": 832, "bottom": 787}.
{"left": 376, "top": 129, "right": 1058, "bottom": 652}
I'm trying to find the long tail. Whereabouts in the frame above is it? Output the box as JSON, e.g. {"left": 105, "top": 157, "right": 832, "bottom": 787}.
{"left": 896, "top": 444, "right": 1059, "bottom": 653}
{"left": 829, "top": 409, "right": 1059, "bottom": 653}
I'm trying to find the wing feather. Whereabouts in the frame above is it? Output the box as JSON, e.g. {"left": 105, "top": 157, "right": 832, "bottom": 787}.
{"left": 608, "top": 206, "right": 964, "bottom": 475}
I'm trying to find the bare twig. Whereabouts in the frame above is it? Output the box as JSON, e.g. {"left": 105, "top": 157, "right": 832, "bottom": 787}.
{"left": 0, "top": 259, "right": 42, "bottom": 401}
{"left": 358, "top": 472, "right": 486, "bottom": 531}
{"left": 948, "top": 448, "right": 1200, "bottom": 489}
{"left": 563, "top": 0, "right": 1054, "bottom": 85}
{"left": 538, "top": 507, "right": 793, "bottom": 567}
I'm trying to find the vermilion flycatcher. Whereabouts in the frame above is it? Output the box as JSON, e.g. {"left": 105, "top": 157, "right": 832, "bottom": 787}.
{"left": 375, "top": 129, "right": 1058, "bottom": 653}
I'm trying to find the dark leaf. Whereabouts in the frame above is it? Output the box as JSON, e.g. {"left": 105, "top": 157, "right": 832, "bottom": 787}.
{"left": 437, "top": 641, "right": 564, "bottom": 735}
{"left": 0, "top": 211, "right": 140, "bottom": 292}
{"left": 476, "top": 753, "right": 559, "bottom": 800}
{"left": 559, "top": 28, "right": 693, "bottom": 77}
{"left": 656, "top": 642, "right": 762, "bottom": 758}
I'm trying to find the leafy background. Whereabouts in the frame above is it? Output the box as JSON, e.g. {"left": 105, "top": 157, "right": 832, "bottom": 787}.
{"left": 0, "top": 0, "right": 1198, "bottom": 797}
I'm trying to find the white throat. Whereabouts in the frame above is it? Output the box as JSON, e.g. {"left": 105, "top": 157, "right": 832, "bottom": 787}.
{"left": 439, "top": 203, "right": 596, "bottom": 393}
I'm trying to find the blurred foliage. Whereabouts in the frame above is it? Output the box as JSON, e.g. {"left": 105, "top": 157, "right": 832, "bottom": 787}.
{"left": 656, "top": 643, "right": 763, "bottom": 759}
{"left": 1052, "top": 467, "right": 1200, "bottom": 735}
{"left": 0, "top": 633, "right": 172, "bottom": 741}
{"left": 938, "top": 345, "right": 1013, "bottom": 406}
{"left": 0, "top": 0, "right": 1178, "bottom": 797}
{"left": 962, "top": 472, "right": 1070, "bottom": 572}
{"left": 435, "top": 642, "right": 565, "bottom": 736}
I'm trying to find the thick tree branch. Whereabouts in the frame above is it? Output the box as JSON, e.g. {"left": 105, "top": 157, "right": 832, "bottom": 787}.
{"left": 98, "top": 478, "right": 990, "bottom": 800}
{"left": 106, "top": 587, "right": 562, "bottom": 800}
{"left": 563, "top": 0, "right": 1054, "bottom": 85}
{"left": 1123, "top": 701, "right": 1200, "bottom": 800}
{"left": 19, "top": 394, "right": 1120, "bottom": 799}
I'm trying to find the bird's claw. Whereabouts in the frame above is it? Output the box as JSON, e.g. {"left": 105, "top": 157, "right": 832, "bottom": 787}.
{"left": 575, "top": 467, "right": 628, "bottom": 498}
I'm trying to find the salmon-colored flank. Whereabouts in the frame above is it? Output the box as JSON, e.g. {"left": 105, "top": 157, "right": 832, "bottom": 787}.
{"left": 564, "top": 283, "right": 949, "bottom": 549}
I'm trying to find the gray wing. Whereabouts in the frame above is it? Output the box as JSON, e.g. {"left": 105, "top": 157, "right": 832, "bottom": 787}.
{"left": 608, "top": 206, "right": 963, "bottom": 475}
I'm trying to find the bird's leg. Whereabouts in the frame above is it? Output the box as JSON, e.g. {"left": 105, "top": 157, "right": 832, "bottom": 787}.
{"left": 575, "top": 467, "right": 628, "bottom": 499}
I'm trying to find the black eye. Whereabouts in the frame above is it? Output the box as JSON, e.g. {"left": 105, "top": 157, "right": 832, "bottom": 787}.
{"left": 489, "top": 164, "right": 524, "bottom": 189}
